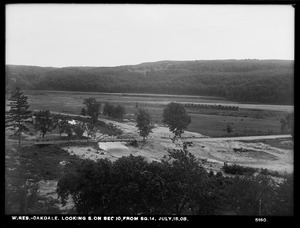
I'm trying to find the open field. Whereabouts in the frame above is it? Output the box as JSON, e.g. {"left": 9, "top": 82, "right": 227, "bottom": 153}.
{"left": 15, "top": 90, "right": 293, "bottom": 137}
{"left": 14, "top": 90, "right": 293, "bottom": 112}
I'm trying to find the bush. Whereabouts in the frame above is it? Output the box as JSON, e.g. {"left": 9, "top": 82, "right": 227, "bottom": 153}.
{"left": 222, "top": 163, "right": 257, "bottom": 175}
{"left": 260, "top": 168, "right": 269, "bottom": 175}
{"left": 128, "top": 139, "right": 138, "bottom": 147}
{"left": 260, "top": 168, "right": 287, "bottom": 178}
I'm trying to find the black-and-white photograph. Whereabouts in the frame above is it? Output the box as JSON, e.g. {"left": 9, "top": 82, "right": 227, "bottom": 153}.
{"left": 5, "top": 3, "right": 294, "bottom": 221}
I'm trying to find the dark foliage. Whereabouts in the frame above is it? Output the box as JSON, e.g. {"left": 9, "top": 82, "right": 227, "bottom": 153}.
{"left": 162, "top": 102, "right": 191, "bottom": 137}
{"left": 83, "top": 98, "right": 101, "bottom": 123}
{"left": 226, "top": 174, "right": 293, "bottom": 215}
{"left": 57, "top": 149, "right": 293, "bottom": 215}
{"left": 226, "top": 122, "right": 233, "bottom": 134}
{"left": 6, "top": 60, "right": 294, "bottom": 104}
{"left": 102, "top": 102, "right": 114, "bottom": 117}
{"left": 260, "top": 168, "right": 289, "bottom": 178}
{"left": 102, "top": 102, "right": 126, "bottom": 120}
{"left": 136, "top": 108, "right": 155, "bottom": 141}
{"left": 5, "top": 145, "right": 82, "bottom": 214}
{"left": 6, "top": 87, "right": 32, "bottom": 147}
{"left": 222, "top": 162, "right": 257, "bottom": 175}
{"left": 80, "top": 108, "right": 86, "bottom": 116}
{"left": 280, "top": 112, "right": 294, "bottom": 135}
{"left": 57, "top": 147, "right": 221, "bottom": 215}
{"left": 34, "top": 110, "right": 55, "bottom": 138}
{"left": 113, "top": 104, "right": 126, "bottom": 120}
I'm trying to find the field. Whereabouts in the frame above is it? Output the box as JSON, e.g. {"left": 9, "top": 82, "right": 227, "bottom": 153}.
{"left": 5, "top": 89, "right": 294, "bottom": 214}
{"left": 18, "top": 90, "right": 293, "bottom": 137}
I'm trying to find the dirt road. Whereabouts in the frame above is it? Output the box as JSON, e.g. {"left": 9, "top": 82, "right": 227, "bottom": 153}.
{"left": 189, "top": 134, "right": 292, "bottom": 142}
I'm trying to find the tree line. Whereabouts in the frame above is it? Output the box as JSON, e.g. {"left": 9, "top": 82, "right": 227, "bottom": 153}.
{"left": 6, "top": 59, "right": 294, "bottom": 104}
{"left": 102, "top": 102, "right": 126, "bottom": 120}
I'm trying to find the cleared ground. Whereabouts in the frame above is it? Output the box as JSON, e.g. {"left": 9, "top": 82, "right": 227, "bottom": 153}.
{"left": 97, "top": 117, "right": 293, "bottom": 174}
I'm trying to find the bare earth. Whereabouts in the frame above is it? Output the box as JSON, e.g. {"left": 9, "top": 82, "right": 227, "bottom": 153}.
{"left": 62, "top": 117, "right": 293, "bottom": 174}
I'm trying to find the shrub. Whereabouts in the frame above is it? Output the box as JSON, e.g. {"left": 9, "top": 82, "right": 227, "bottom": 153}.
{"left": 260, "top": 168, "right": 287, "bottom": 178}
{"left": 128, "top": 139, "right": 138, "bottom": 147}
{"left": 223, "top": 163, "right": 257, "bottom": 175}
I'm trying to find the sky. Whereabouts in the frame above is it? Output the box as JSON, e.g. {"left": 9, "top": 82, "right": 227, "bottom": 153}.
{"left": 6, "top": 4, "right": 295, "bottom": 67}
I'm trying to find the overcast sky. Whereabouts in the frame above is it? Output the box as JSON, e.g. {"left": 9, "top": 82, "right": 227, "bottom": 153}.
{"left": 6, "top": 4, "right": 294, "bottom": 67}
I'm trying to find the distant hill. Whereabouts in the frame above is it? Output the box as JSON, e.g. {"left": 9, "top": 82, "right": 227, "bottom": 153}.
{"left": 6, "top": 59, "right": 294, "bottom": 104}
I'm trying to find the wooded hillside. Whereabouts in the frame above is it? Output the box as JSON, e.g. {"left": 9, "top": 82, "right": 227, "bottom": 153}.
{"left": 6, "top": 59, "right": 294, "bottom": 104}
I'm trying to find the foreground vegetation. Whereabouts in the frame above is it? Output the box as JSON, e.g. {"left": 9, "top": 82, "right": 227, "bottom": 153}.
{"left": 5, "top": 145, "right": 83, "bottom": 214}
{"left": 5, "top": 142, "right": 293, "bottom": 216}
{"left": 5, "top": 143, "right": 293, "bottom": 216}
{"left": 56, "top": 145, "right": 293, "bottom": 215}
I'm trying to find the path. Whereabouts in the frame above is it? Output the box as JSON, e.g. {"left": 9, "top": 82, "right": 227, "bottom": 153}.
{"left": 186, "top": 134, "right": 292, "bottom": 142}
{"left": 33, "top": 137, "right": 140, "bottom": 145}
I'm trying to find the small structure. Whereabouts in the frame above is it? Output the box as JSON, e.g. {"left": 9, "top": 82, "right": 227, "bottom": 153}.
{"left": 68, "top": 120, "right": 77, "bottom": 125}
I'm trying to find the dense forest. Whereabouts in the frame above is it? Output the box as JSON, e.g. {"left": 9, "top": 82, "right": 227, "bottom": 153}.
{"left": 6, "top": 59, "right": 294, "bottom": 104}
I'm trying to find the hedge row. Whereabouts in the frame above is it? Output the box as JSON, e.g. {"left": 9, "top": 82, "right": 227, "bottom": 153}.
{"left": 184, "top": 103, "right": 239, "bottom": 111}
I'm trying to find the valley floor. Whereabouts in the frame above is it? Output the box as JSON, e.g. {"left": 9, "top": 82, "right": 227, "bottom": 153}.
{"left": 5, "top": 111, "right": 293, "bottom": 214}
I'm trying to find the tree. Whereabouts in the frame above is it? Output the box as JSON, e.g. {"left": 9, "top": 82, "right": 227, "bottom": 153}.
{"left": 226, "top": 122, "right": 233, "bottom": 134}
{"left": 83, "top": 98, "right": 101, "bottom": 123}
{"left": 34, "top": 110, "right": 54, "bottom": 139}
{"left": 280, "top": 113, "right": 294, "bottom": 134}
{"left": 272, "top": 174, "right": 293, "bottom": 215}
{"left": 73, "top": 123, "right": 85, "bottom": 138}
{"left": 162, "top": 102, "right": 191, "bottom": 138}
{"left": 80, "top": 108, "right": 86, "bottom": 117}
{"left": 57, "top": 148, "right": 219, "bottom": 215}
{"left": 227, "top": 174, "right": 277, "bottom": 215}
{"left": 63, "top": 124, "right": 73, "bottom": 138}
{"left": 158, "top": 142, "right": 221, "bottom": 215}
{"left": 6, "top": 87, "right": 32, "bottom": 147}
{"left": 136, "top": 109, "right": 155, "bottom": 141}
{"left": 57, "top": 156, "right": 163, "bottom": 214}
{"left": 103, "top": 102, "right": 114, "bottom": 117}
{"left": 84, "top": 119, "right": 95, "bottom": 138}
{"left": 103, "top": 103, "right": 126, "bottom": 120}
{"left": 57, "top": 119, "right": 69, "bottom": 136}
{"left": 113, "top": 104, "right": 126, "bottom": 120}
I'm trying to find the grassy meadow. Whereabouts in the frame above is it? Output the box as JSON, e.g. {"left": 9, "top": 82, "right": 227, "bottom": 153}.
{"left": 22, "top": 90, "right": 292, "bottom": 137}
